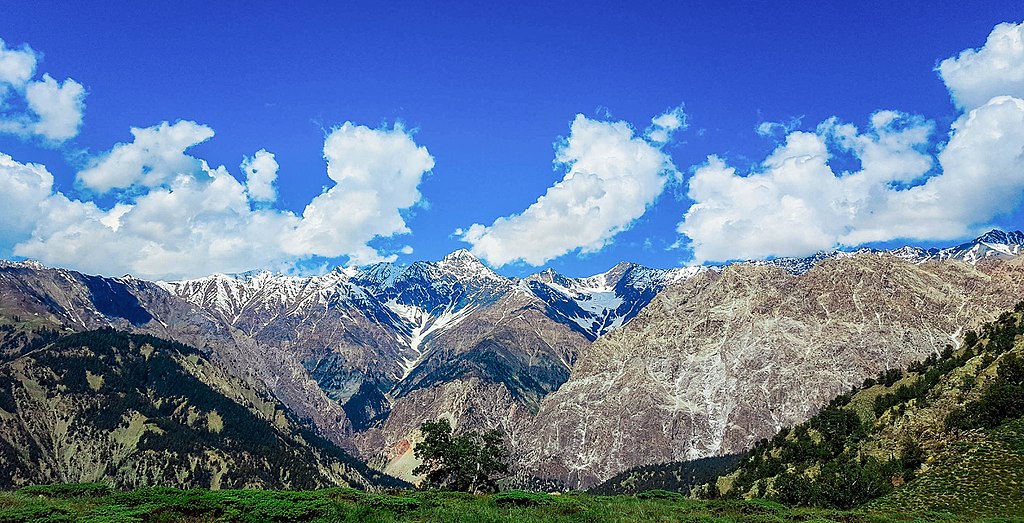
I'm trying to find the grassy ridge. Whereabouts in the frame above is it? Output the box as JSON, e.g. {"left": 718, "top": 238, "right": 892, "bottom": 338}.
{"left": 870, "top": 419, "right": 1024, "bottom": 516}
{"left": 0, "top": 484, "right": 1001, "bottom": 523}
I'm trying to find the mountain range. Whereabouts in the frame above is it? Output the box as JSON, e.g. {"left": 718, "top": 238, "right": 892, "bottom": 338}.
{"left": 1, "top": 230, "right": 1023, "bottom": 489}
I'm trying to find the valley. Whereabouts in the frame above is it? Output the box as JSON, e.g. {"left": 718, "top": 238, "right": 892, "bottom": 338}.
{"left": 0, "top": 230, "right": 1022, "bottom": 493}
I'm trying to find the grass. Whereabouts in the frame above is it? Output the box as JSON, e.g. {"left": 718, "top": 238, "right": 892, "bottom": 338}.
{"left": 0, "top": 485, "right": 1020, "bottom": 523}
{"left": 870, "top": 419, "right": 1024, "bottom": 518}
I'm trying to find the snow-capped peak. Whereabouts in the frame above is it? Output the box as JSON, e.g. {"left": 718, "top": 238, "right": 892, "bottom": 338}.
{"left": 522, "top": 262, "right": 701, "bottom": 340}
{"left": 0, "top": 259, "right": 48, "bottom": 270}
{"left": 745, "top": 229, "right": 1024, "bottom": 275}
{"left": 435, "top": 249, "right": 503, "bottom": 282}
{"left": 974, "top": 229, "right": 1024, "bottom": 245}
{"left": 441, "top": 248, "right": 478, "bottom": 263}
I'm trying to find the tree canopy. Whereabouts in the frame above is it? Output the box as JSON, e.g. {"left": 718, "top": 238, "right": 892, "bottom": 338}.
{"left": 412, "top": 419, "right": 509, "bottom": 493}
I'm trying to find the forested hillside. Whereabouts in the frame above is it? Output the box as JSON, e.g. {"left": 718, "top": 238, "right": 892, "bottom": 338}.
{"left": 0, "top": 321, "right": 405, "bottom": 491}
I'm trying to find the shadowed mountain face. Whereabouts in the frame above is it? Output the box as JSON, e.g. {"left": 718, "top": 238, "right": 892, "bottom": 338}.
{"left": 156, "top": 249, "right": 685, "bottom": 461}
{"left": 0, "top": 230, "right": 1022, "bottom": 488}
{"left": 0, "top": 327, "right": 404, "bottom": 490}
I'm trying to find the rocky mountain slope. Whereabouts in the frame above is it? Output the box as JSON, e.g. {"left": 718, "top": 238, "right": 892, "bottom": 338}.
{"left": 0, "top": 250, "right": 670, "bottom": 483}
{"left": 0, "top": 261, "right": 357, "bottom": 452}
{"left": 157, "top": 249, "right": 688, "bottom": 477}
{"left": 521, "top": 251, "right": 1024, "bottom": 488}
{"left": 0, "top": 230, "right": 1022, "bottom": 489}
{"left": 711, "top": 303, "right": 1024, "bottom": 515}
{"left": 0, "top": 325, "right": 405, "bottom": 490}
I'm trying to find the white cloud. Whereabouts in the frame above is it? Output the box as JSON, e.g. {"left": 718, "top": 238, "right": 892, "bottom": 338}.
{"left": 78, "top": 121, "right": 214, "bottom": 193}
{"left": 677, "top": 21, "right": 1024, "bottom": 263}
{"left": 0, "top": 39, "right": 85, "bottom": 142}
{"left": 241, "top": 149, "right": 279, "bottom": 202}
{"left": 0, "top": 39, "right": 37, "bottom": 90}
{"left": 646, "top": 105, "right": 687, "bottom": 144}
{"left": 938, "top": 22, "right": 1024, "bottom": 111}
{"left": 289, "top": 122, "right": 434, "bottom": 264}
{"left": 3, "top": 120, "right": 434, "bottom": 279}
{"left": 0, "top": 152, "right": 52, "bottom": 246}
{"left": 460, "top": 113, "right": 679, "bottom": 266}
{"left": 678, "top": 99, "right": 1024, "bottom": 262}
{"left": 756, "top": 116, "right": 803, "bottom": 137}
{"left": 24, "top": 74, "right": 85, "bottom": 141}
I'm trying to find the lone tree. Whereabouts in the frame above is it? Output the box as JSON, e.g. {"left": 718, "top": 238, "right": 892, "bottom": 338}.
{"left": 412, "top": 419, "right": 509, "bottom": 493}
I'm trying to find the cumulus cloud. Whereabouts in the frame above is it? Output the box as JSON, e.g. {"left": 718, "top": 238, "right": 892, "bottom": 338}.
{"left": 78, "top": 121, "right": 215, "bottom": 193}
{"left": 938, "top": 22, "right": 1024, "bottom": 111}
{"left": 0, "top": 38, "right": 85, "bottom": 142}
{"left": 23, "top": 74, "right": 85, "bottom": 141}
{"left": 0, "top": 153, "right": 53, "bottom": 246}
{"left": 3, "top": 120, "right": 433, "bottom": 279}
{"left": 241, "top": 149, "right": 279, "bottom": 202}
{"left": 459, "top": 112, "right": 679, "bottom": 266}
{"left": 289, "top": 122, "right": 434, "bottom": 264}
{"left": 675, "top": 21, "right": 1024, "bottom": 263}
{"left": 0, "top": 39, "right": 37, "bottom": 90}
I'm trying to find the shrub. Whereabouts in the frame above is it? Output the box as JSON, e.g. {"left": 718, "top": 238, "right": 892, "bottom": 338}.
{"left": 0, "top": 505, "right": 75, "bottom": 523}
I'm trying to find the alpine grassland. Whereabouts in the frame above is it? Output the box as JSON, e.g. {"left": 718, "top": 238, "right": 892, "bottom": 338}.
{"left": 0, "top": 484, "right": 1008, "bottom": 523}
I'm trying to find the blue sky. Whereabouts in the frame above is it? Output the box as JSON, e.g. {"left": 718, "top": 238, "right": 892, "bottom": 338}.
{"left": 1, "top": 2, "right": 1024, "bottom": 279}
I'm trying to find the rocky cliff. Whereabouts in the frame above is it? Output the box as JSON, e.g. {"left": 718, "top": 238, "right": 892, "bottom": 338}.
{"left": 521, "top": 254, "right": 1024, "bottom": 487}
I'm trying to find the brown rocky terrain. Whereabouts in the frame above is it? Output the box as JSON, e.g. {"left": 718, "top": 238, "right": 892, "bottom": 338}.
{"left": 2, "top": 233, "right": 1023, "bottom": 489}
{"left": 521, "top": 254, "right": 1024, "bottom": 487}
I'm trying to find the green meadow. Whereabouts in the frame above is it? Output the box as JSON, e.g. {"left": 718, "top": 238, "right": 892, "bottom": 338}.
{"left": 0, "top": 484, "right": 1015, "bottom": 523}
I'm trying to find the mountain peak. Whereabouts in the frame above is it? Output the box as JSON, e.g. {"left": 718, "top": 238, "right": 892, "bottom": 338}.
{"left": 441, "top": 248, "right": 480, "bottom": 264}
{"left": 436, "top": 248, "right": 504, "bottom": 282}
{"left": 0, "top": 259, "right": 45, "bottom": 270}
{"left": 602, "top": 261, "right": 638, "bottom": 281}
{"left": 973, "top": 229, "right": 1024, "bottom": 245}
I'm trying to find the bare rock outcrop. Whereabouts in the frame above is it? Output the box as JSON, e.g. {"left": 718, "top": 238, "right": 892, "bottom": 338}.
{"left": 522, "top": 255, "right": 1024, "bottom": 488}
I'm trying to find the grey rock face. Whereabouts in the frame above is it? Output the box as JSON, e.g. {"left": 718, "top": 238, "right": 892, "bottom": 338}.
{"left": 521, "top": 254, "right": 1024, "bottom": 488}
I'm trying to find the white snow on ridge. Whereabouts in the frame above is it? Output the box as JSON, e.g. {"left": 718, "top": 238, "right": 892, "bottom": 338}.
{"left": 385, "top": 299, "right": 480, "bottom": 380}
{"left": 523, "top": 262, "right": 707, "bottom": 339}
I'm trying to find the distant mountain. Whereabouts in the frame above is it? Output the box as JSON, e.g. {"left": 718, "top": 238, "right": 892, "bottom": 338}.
{"left": 0, "top": 230, "right": 1023, "bottom": 489}
{"left": 524, "top": 263, "right": 703, "bottom": 340}
{"left": 158, "top": 248, "right": 688, "bottom": 473}
{"left": 754, "top": 229, "right": 1024, "bottom": 275}
{"left": 891, "top": 229, "right": 1024, "bottom": 264}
